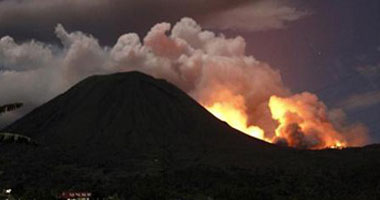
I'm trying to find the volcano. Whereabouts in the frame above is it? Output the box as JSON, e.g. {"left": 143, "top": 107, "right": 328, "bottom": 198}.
{"left": 4, "top": 71, "right": 273, "bottom": 150}
{"left": 1, "top": 71, "right": 380, "bottom": 199}
{"left": 2, "top": 71, "right": 282, "bottom": 160}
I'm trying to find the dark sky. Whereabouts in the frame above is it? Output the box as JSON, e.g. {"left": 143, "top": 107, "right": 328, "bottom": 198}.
{"left": 1, "top": 0, "right": 379, "bottom": 141}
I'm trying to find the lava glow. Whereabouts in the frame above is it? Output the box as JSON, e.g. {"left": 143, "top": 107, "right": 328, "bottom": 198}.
{"left": 207, "top": 102, "right": 266, "bottom": 140}
{"left": 204, "top": 90, "right": 267, "bottom": 141}
{"left": 268, "top": 95, "right": 347, "bottom": 149}
{"left": 203, "top": 90, "right": 349, "bottom": 150}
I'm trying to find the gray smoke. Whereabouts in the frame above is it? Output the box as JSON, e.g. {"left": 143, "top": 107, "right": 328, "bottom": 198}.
{"left": 0, "top": 18, "right": 369, "bottom": 147}
{"left": 0, "top": 18, "right": 287, "bottom": 133}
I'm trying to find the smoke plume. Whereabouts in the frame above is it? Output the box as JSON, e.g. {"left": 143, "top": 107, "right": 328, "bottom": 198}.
{"left": 0, "top": 17, "right": 368, "bottom": 148}
{"left": 269, "top": 93, "right": 368, "bottom": 149}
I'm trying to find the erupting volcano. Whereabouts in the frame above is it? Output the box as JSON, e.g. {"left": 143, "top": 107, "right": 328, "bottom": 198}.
{"left": 0, "top": 18, "right": 369, "bottom": 150}
{"left": 203, "top": 90, "right": 266, "bottom": 140}
{"left": 203, "top": 90, "right": 366, "bottom": 149}
{"left": 268, "top": 93, "right": 347, "bottom": 149}
{"left": 1, "top": 1, "right": 380, "bottom": 198}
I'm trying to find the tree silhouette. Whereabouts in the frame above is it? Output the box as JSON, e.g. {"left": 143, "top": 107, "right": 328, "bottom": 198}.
{"left": 0, "top": 103, "right": 35, "bottom": 145}
{"left": 0, "top": 103, "right": 23, "bottom": 115}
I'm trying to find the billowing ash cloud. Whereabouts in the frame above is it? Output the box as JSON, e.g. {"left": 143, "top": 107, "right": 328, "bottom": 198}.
{"left": 0, "top": 18, "right": 285, "bottom": 126}
{"left": 0, "top": 18, "right": 368, "bottom": 147}
{"left": 269, "top": 92, "right": 368, "bottom": 149}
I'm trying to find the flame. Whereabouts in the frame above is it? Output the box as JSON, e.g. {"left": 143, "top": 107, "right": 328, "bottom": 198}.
{"left": 207, "top": 102, "right": 266, "bottom": 140}
{"left": 268, "top": 94, "right": 347, "bottom": 149}
{"left": 202, "top": 90, "right": 348, "bottom": 150}
{"left": 203, "top": 90, "right": 267, "bottom": 141}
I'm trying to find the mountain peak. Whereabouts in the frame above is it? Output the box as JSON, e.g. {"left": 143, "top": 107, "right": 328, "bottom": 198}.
{"left": 4, "top": 71, "right": 273, "bottom": 153}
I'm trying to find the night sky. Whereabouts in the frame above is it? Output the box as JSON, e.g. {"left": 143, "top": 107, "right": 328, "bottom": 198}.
{"left": 1, "top": 0, "right": 379, "bottom": 142}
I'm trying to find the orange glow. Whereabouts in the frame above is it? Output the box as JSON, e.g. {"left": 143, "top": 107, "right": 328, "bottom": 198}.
{"left": 268, "top": 95, "right": 347, "bottom": 149}
{"left": 207, "top": 102, "right": 265, "bottom": 140}
{"left": 203, "top": 90, "right": 267, "bottom": 141}
{"left": 202, "top": 89, "right": 349, "bottom": 150}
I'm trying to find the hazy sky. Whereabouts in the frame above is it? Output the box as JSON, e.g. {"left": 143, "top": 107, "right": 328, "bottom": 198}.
{"left": 1, "top": 0, "right": 379, "bottom": 141}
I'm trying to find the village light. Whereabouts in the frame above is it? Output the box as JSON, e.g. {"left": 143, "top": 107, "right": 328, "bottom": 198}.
{"left": 59, "top": 191, "right": 92, "bottom": 200}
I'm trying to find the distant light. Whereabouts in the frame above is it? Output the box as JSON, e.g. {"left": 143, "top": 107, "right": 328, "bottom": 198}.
{"left": 5, "top": 189, "right": 11, "bottom": 194}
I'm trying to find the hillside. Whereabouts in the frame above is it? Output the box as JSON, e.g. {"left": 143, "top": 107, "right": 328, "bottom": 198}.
{"left": 1, "top": 71, "right": 380, "bottom": 199}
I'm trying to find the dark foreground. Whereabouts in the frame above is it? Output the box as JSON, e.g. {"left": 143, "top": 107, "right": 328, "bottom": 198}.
{"left": 1, "top": 144, "right": 380, "bottom": 200}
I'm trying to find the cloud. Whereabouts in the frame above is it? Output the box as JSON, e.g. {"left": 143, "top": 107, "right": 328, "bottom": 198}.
{"left": 202, "top": 0, "right": 309, "bottom": 32}
{"left": 0, "top": 0, "right": 309, "bottom": 45}
{"left": 0, "top": 17, "right": 368, "bottom": 147}
{"left": 0, "top": 36, "right": 54, "bottom": 71}
{"left": 0, "top": 0, "right": 248, "bottom": 44}
{"left": 0, "top": 18, "right": 288, "bottom": 129}
{"left": 338, "top": 91, "right": 380, "bottom": 111}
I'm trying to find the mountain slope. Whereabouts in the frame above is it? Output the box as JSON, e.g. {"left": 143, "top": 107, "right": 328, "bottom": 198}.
{"left": 4, "top": 72, "right": 269, "bottom": 148}
{"left": 3, "top": 72, "right": 280, "bottom": 158}
{"left": 0, "top": 72, "right": 288, "bottom": 187}
{"left": 1, "top": 71, "right": 380, "bottom": 199}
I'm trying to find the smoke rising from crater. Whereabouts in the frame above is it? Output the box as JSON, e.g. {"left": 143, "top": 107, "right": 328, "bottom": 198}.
{"left": 0, "top": 18, "right": 368, "bottom": 148}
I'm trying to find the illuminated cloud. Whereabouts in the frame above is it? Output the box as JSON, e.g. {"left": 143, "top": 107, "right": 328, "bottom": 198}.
{"left": 0, "top": 17, "right": 368, "bottom": 148}
{"left": 0, "top": 18, "right": 288, "bottom": 130}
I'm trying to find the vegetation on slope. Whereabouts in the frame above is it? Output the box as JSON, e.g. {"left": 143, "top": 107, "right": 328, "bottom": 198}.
{"left": 0, "top": 103, "right": 34, "bottom": 145}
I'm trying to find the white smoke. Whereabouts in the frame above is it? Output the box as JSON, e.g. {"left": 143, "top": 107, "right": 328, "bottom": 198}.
{"left": 0, "top": 17, "right": 368, "bottom": 145}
